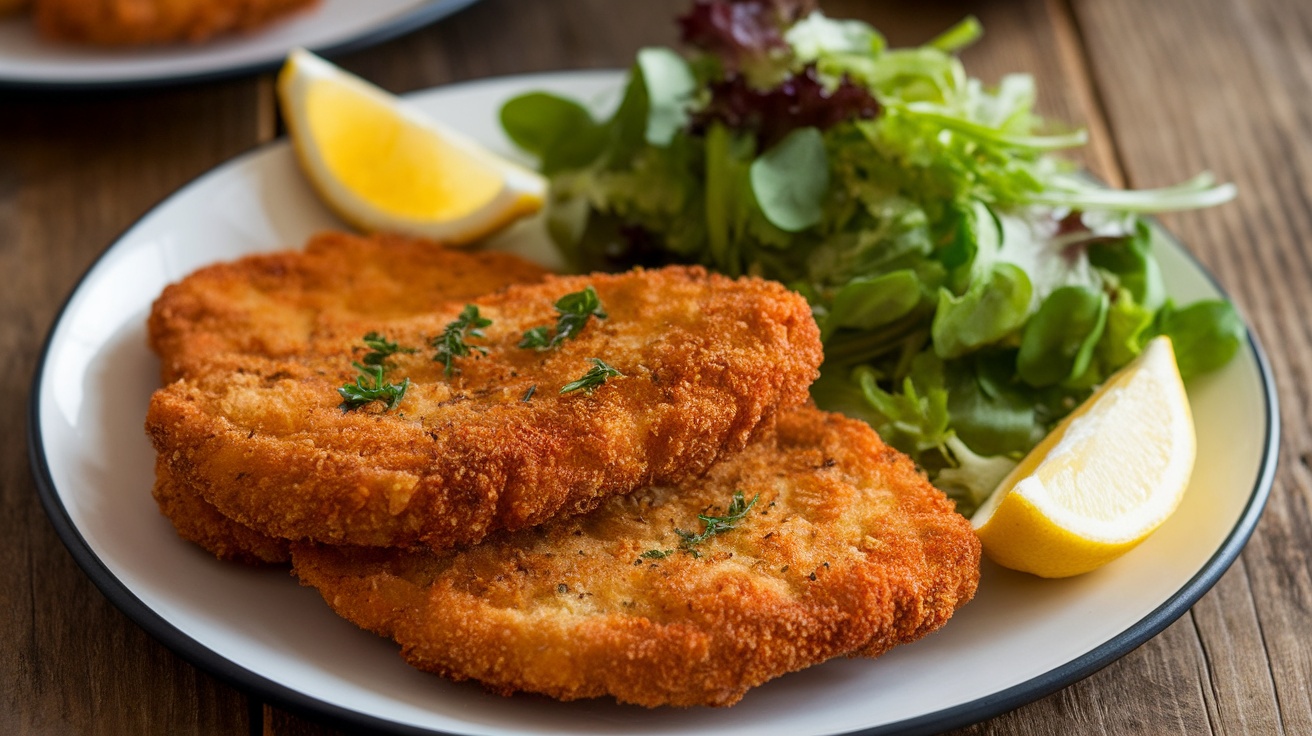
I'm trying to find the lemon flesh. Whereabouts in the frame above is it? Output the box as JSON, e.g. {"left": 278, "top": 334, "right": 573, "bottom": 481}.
{"left": 279, "top": 49, "right": 545, "bottom": 245}
{"left": 971, "top": 336, "right": 1196, "bottom": 578}
{"left": 306, "top": 81, "right": 504, "bottom": 220}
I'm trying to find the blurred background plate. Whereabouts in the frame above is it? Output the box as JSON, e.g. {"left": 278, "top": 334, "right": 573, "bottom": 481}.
{"left": 0, "top": 0, "right": 479, "bottom": 90}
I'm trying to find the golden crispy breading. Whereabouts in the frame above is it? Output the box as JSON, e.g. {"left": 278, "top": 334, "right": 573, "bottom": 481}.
{"left": 152, "top": 459, "right": 290, "bottom": 564}
{"left": 147, "top": 232, "right": 551, "bottom": 563}
{"left": 148, "top": 265, "right": 823, "bottom": 551}
{"left": 291, "top": 407, "right": 981, "bottom": 707}
{"left": 33, "top": 0, "right": 319, "bottom": 45}
{"left": 150, "top": 230, "right": 552, "bottom": 385}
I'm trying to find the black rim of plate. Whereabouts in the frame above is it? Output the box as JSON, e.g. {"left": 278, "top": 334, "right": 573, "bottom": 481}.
{"left": 0, "top": 0, "right": 481, "bottom": 92}
{"left": 25, "top": 76, "right": 1281, "bottom": 736}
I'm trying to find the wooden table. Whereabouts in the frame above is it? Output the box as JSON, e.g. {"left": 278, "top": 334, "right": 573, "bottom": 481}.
{"left": 3, "top": 0, "right": 1309, "bottom": 733}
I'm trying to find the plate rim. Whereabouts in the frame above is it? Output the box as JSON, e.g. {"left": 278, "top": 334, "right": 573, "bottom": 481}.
{"left": 0, "top": 0, "right": 480, "bottom": 92}
{"left": 864, "top": 283, "right": 1279, "bottom": 735}
{"left": 24, "top": 70, "right": 1281, "bottom": 736}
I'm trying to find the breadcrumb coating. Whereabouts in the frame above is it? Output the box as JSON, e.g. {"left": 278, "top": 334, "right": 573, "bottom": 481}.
{"left": 292, "top": 407, "right": 981, "bottom": 707}
{"left": 147, "top": 232, "right": 551, "bottom": 563}
{"left": 34, "top": 0, "right": 320, "bottom": 46}
{"left": 148, "top": 262, "right": 823, "bottom": 550}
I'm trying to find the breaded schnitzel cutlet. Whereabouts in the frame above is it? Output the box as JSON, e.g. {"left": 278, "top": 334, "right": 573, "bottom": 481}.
{"left": 150, "top": 230, "right": 552, "bottom": 385}
{"left": 292, "top": 407, "right": 981, "bottom": 707}
{"left": 33, "top": 0, "right": 319, "bottom": 46}
{"left": 152, "top": 459, "right": 292, "bottom": 564}
{"left": 148, "top": 265, "right": 823, "bottom": 551}
{"left": 147, "top": 232, "right": 552, "bottom": 564}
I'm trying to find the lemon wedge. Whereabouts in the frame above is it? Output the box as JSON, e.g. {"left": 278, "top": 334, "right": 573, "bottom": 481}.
{"left": 971, "top": 336, "right": 1196, "bottom": 578}
{"left": 277, "top": 49, "right": 546, "bottom": 245}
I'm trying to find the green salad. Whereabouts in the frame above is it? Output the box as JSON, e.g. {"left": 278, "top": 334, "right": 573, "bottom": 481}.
{"left": 499, "top": 1, "right": 1244, "bottom": 514}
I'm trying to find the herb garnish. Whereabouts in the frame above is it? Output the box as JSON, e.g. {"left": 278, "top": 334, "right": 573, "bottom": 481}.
{"left": 519, "top": 285, "right": 607, "bottom": 350}
{"left": 521, "top": 385, "right": 537, "bottom": 402}
{"left": 560, "top": 358, "right": 623, "bottom": 394}
{"left": 431, "top": 305, "right": 492, "bottom": 376}
{"left": 642, "top": 490, "right": 759, "bottom": 559}
{"left": 676, "top": 490, "right": 759, "bottom": 548}
{"left": 339, "top": 333, "right": 414, "bottom": 410}
{"left": 339, "top": 362, "right": 410, "bottom": 411}
{"left": 360, "top": 331, "right": 416, "bottom": 366}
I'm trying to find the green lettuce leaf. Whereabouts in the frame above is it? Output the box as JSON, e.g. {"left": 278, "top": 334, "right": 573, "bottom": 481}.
{"left": 1150, "top": 299, "right": 1246, "bottom": 381}
{"left": 932, "top": 262, "right": 1033, "bottom": 359}
{"left": 750, "top": 126, "right": 830, "bottom": 232}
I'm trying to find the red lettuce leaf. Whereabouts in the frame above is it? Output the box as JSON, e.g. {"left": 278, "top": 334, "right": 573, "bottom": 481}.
{"left": 676, "top": 0, "right": 815, "bottom": 67}
{"left": 692, "top": 66, "right": 880, "bottom": 149}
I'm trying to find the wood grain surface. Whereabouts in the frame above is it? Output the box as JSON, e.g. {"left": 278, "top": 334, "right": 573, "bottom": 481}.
{"left": 3, "top": 0, "right": 1308, "bottom": 734}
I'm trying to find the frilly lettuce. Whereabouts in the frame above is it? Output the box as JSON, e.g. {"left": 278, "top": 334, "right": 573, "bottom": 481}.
{"left": 500, "top": 4, "right": 1241, "bottom": 513}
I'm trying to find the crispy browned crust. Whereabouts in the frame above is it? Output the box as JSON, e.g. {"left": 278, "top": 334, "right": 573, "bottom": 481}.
{"left": 34, "top": 0, "right": 320, "bottom": 45}
{"left": 148, "top": 264, "right": 823, "bottom": 550}
{"left": 146, "top": 232, "right": 552, "bottom": 563}
{"left": 291, "top": 407, "right": 981, "bottom": 707}
{"left": 149, "top": 230, "right": 552, "bottom": 385}
{"left": 152, "top": 458, "right": 290, "bottom": 565}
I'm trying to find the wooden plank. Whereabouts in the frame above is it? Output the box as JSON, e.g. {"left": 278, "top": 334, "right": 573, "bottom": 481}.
{"left": 953, "top": 616, "right": 1216, "bottom": 735}
{"left": 0, "top": 81, "right": 267, "bottom": 735}
{"left": 328, "top": 0, "right": 682, "bottom": 90}
{"left": 1069, "top": 0, "right": 1312, "bottom": 733}
{"left": 264, "top": 708, "right": 351, "bottom": 736}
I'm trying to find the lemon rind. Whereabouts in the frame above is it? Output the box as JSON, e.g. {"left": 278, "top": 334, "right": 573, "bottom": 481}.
{"left": 971, "top": 337, "right": 1197, "bottom": 577}
{"left": 278, "top": 48, "right": 546, "bottom": 246}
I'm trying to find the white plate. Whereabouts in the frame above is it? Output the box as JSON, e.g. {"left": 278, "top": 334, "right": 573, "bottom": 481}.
{"left": 29, "top": 71, "right": 1278, "bottom": 735}
{"left": 0, "top": 0, "right": 478, "bottom": 90}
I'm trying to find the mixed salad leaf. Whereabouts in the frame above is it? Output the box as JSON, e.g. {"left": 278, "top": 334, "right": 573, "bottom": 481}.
{"left": 500, "top": 0, "right": 1242, "bottom": 513}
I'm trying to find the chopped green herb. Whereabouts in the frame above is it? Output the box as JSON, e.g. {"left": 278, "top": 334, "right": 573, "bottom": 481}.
{"left": 338, "top": 362, "right": 410, "bottom": 411}
{"left": 431, "top": 304, "right": 492, "bottom": 376}
{"left": 519, "top": 285, "right": 607, "bottom": 350}
{"left": 359, "top": 331, "right": 416, "bottom": 366}
{"left": 675, "top": 490, "right": 759, "bottom": 549}
{"left": 640, "top": 490, "right": 759, "bottom": 560}
{"left": 518, "top": 326, "right": 551, "bottom": 349}
{"left": 521, "top": 385, "right": 537, "bottom": 402}
{"left": 560, "top": 358, "right": 623, "bottom": 394}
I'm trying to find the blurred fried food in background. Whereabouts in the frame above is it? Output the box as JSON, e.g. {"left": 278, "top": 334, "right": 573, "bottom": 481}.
{"left": 27, "top": 0, "right": 319, "bottom": 45}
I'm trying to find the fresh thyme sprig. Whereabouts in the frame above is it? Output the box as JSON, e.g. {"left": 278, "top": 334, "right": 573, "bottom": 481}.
{"left": 359, "top": 331, "right": 416, "bottom": 366}
{"left": 519, "top": 285, "right": 607, "bottom": 350}
{"left": 641, "top": 490, "right": 759, "bottom": 560}
{"left": 339, "top": 362, "right": 410, "bottom": 411}
{"left": 560, "top": 358, "right": 623, "bottom": 394}
{"left": 519, "top": 326, "right": 551, "bottom": 350}
{"left": 676, "top": 490, "right": 759, "bottom": 548}
{"left": 431, "top": 304, "right": 492, "bottom": 376}
{"left": 339, "top": 332, "right": 414, "bottom": 410}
